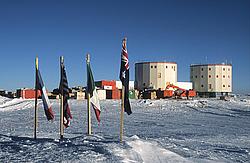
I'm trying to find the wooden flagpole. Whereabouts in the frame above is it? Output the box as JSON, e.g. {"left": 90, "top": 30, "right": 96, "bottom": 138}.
{"left": 120, "top": 86, "right": 125, "bottom": 143}
{"left": 120, "top": 37, "right": 127, "bottom": 143}
{"left": 86, "top": 54, "right": 92, "bottom": 135}
{"left": 34, "top": 56, "right": 38, "bottom": 140}
{"left": 60, "top": 56, "right": 64, "bottom": 139}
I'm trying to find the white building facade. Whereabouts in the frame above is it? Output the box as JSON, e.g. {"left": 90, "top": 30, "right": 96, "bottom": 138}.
{"left": 190, "top": 64, "right": 232, "bottom": 97}
{"left": 135, "top": 62, "right": 177, "bottom": 91}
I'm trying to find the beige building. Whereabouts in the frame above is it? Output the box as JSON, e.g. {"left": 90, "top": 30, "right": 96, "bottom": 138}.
{"left": 75, "top": 91, "right": 85, "bottom": 100}
{"left": 190, "top": 64, "right": 232, "bottom": 97}
{"left": 135, "top": 62, "right": 177, "bottom": 91}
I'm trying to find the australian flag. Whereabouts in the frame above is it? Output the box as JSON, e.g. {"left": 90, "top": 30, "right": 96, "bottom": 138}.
{"left": 119, "top": 38, "right": 132, "bottom": 115}
{"left": 59, "top": 59, "right": 72, "bottom": 127}
{"left": 36, "top": 69, "right": 54, "bottom": 121}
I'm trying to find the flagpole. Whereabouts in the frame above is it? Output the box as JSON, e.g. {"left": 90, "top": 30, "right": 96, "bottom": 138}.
{"left": 34, "top": 56, "right": 38, "bottom": 140}
{"left": 60, "top": 56, "right": 64, "bottom": 139}
{"left": 120, "top": 86, "right": 125, "bottom": 143}
{"left": 87, "top": 93, "right": 91, "bottom": 135}
{"left": 86, "top": 54, "right": 92, "bottom": 135}
{"left": 120, "top": 37, "right": 127, "bottom": 143}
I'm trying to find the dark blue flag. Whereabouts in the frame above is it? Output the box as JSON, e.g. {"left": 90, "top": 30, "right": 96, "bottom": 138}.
{"left": 119, "top": 38, "right": 132, "bottom": 115}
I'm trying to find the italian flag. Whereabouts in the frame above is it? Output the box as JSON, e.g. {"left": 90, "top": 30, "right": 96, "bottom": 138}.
{"left": 87, "top": 61, "right": 101, "bottom": 122}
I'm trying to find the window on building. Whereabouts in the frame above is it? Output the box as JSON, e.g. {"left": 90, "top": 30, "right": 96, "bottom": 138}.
{"left": 216, "top": 75, "right": 219, "bottom": 78}
{"left": 209, "top": 68, "right": 211, "bottom": 71}
{"left": 223, "top": 75, "right": 225, "bottom": 78}
{"left": 201, "top": 85, "right": 204, "bottom": 88}
{"left": 209, "top": 84, "right": 212, "bottom": 89}
{"left": 172, "top": 66, "right": 173, "bottom": 69}
{"left": 201, "top": 75, "right": 203, "bottom": 78}
{"left": 223, "top": 85, "right": 225, "bottom": 87}
{"left": 209, "top": 75, "right": 211, "bottom": 78}
{"left": 201, "top": 68, "right": 203, "bottom": 71}
{"left": 228, "top": 85, "right": 230, "bottom": 87}
{"left": 166, "top": 66, "right": 168, "bottom": 68}
{"left": 228, "top": 68, "right": 230, "bottom": 71}
{"left": 195, "top": 75, "right": 197, "bottom": 78}
{"left": 151, "top": 66, "right": 153, "bottom": 68}
{"left": 223, "top": 68, "right": 225, "bottom": 71}
{"left": 174, "top": 66, "right": 176, "bottom": 71}
{"left": 158, "top": 73, "right": 161, "bottom": 78}
{"left": 155, "top": 66, "right": 157, "bottom": 68}
{"left": 228, "top": 75, "right": 230, "bottom": 78}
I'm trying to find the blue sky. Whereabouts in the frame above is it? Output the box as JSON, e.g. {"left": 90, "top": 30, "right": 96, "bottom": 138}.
{"left": 0, "top": 0, "right": 249, "bottom": 93}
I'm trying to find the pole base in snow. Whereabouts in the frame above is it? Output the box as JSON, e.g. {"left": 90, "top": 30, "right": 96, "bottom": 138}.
{"left": 60, "top": 135, "right": 63, "bottom": 139}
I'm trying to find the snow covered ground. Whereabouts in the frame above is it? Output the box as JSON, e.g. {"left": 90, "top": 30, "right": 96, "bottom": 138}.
{"left": 0, "top": 95, "right": 250, "bottom": 162}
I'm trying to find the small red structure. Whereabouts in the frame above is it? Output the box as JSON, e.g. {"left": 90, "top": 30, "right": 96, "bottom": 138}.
{"left": 106, "top": 89, "right": 121, "bottom": 99}
{"left": 95, "top": 80, "right": 116, "bottom": 90}
{"left": 16, "top": 88, "right": 41, "bottom": 99}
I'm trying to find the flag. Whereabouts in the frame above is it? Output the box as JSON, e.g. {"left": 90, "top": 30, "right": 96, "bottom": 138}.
{"left": 119, "top": 38, "right": 132, "bottom": 115}
{"left": 59, "top": 60, "right": 72, "bottom": 127}
{"left": 87, "top": 59, "right": 101, "bottom": 122}
{"left": 36, "top": 70, "right": 54, "bottom": 121}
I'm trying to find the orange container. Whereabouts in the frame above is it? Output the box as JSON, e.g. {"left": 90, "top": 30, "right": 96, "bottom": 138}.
{"left": 164, "top": 90, "right": 173, "bottom": 97}
{"left": 188, "top": 90, "right": 196, "bottom": 97}
{"left": 180, "top": 90, "right": 196, "bottom": 97}
{"left": 156, "top": 90, "right": 173, "bottom": 98}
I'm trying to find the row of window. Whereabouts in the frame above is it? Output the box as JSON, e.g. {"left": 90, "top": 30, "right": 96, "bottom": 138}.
{"left": 200, "top": 84, "right": 231, "bottom": 88}
{"left": 191, "top": 75, "right": 230, "bottom": 79}
{"left": 150, "top": 65, "right": 176, "bottom": 71}
{"left": 202, "top": 68, "right": 230, "bottom": 71}
{"left": 191, "top": 67, "right": 231, "bottom": 72}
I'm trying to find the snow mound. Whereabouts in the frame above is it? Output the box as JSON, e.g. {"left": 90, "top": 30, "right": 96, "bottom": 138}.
{"left": 0, "top": 95, "right": 11, "bottom": 105}
{"left": 112, "top": 135, "right": 190, "bottom": 163}
{"left": 0, "top": 96, "right": 34, "bottom": 111}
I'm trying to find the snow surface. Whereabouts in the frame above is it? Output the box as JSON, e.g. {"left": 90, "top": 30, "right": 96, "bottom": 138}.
{"left": 0, "top": 95, "right": 250, "bottom": 162}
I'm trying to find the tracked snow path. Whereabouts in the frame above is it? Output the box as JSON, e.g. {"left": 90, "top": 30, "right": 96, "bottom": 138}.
{"left": 112, "top": 136, "right": 190, "bottom": 163}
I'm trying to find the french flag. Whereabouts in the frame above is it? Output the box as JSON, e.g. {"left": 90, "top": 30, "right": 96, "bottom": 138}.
{"left": 37, "top": 70, "right": 55, "bottom": 121}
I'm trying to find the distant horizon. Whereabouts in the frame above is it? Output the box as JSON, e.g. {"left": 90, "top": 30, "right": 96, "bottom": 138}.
{"left": 0, "top": 0, "right": 249, "bottom": 93}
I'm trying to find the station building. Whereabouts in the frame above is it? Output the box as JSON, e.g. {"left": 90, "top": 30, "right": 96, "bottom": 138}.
{"left": 135, "top": 62, "right": 177, "bottom": 91}
{"left": 190, "top": 64, "right": 232, "bottom": 97}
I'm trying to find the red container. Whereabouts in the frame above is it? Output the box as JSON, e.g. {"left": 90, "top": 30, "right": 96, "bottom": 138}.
{"left": 106, "top": 89, "right": 121, "bottom": 99}
{"left": 112, "top": 89, "right": 121, "bottom": 99}
{"left": 95, "top": 80, "right": 116, "bottom": 90}
{"left": 17, "top": 89, "right": 42, "bottom": 99}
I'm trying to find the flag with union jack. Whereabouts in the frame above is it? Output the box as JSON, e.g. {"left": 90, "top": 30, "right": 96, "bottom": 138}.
{"left": 119, "top": 38, "right": 132, "bottom": 115}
